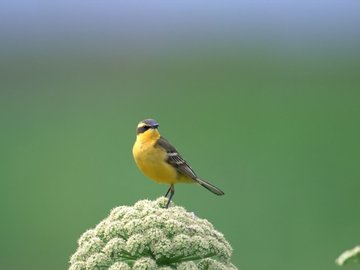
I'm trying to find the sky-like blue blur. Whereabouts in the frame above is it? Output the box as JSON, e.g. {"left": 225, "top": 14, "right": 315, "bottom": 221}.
{"left": 1, "top": 1, "right": 360, "bottom": 56}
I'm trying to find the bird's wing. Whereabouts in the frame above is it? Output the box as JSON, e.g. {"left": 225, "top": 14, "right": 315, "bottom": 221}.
{"left": 155, "top": 136, "right": 198, "bottom": 180}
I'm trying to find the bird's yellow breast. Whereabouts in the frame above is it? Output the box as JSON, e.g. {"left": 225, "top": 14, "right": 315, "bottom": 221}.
{"left": 133, "top": 133, "right": 179, "bottom": 184}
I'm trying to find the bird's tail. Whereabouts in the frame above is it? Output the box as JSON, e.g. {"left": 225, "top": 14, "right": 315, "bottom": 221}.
{"left": 195, "top": 178, "right": 225, "bottom": 196}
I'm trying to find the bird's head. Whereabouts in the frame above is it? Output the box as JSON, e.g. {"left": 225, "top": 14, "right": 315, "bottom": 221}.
{"left": 136, "top": 119, "right": 160, "bottom": 141}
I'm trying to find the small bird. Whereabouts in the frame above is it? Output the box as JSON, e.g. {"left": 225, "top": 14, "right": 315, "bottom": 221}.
{"left": 132, "top": 119, "right": 224, "bottom": 208}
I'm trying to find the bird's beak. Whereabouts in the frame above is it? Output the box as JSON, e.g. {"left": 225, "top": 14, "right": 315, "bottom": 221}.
{"left": 151, "top": 125, "right": 159, "bottom": 129}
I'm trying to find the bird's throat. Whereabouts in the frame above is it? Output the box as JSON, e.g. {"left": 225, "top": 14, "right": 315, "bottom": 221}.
{"left": 136, "top": 129, "right": 160, "bottom": 145}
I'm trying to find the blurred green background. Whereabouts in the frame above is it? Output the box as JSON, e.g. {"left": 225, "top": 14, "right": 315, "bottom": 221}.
{"left": 1, "top": 1, "right": 360, "bottom": 270}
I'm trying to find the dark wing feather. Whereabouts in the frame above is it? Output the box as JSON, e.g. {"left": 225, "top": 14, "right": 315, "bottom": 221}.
{"left": 155, "top": 136, "right": 197, "bottom": 180}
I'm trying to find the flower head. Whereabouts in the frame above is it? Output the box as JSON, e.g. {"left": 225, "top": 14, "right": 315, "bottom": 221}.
{"left": 69, "top": 197, "right": 237, "bottom": 269}
{"left": 336, "top": 245, "right": 360, "bottom": 266}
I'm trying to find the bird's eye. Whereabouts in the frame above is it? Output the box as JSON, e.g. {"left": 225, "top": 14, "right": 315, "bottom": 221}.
{"left": 137, "top": 125, "right": 150, "bottom": 134}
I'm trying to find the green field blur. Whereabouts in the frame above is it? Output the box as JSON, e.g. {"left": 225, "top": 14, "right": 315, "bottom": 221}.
{"left": 1, "top": 44, "right": 360, "bottom": 270}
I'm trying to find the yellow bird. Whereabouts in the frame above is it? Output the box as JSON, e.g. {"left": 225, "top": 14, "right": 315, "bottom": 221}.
{"left": 132, "top": 119, "right": 224, "bottom": 208}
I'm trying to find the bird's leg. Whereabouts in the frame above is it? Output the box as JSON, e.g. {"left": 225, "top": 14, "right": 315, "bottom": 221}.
{"left": 165, "top": 184, "right": 174, "bottom": 209}
{"left": 164, "top": 185, "right": 172, "bottom": 198}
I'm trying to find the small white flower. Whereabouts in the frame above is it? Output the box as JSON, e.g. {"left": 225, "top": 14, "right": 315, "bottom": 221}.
{"left": 133, "top": 257, "right": 157, "bottom": 270}
{"left": 85, "top": 253, "right": 110, "bottom": 269}
{"left": 177, "top": 261, "right": 198, "bottom": 270}
{"left": 68, "top": 261, "right": 86, "bottom": 270}
{"left": 336, "top": 245, "right": 360, "bottom": 266}
{"left": 109, "top": 261, "right": 131, "bottom": 270}
{"left": 103, "top": 237, "right": 126, "bottom": 256}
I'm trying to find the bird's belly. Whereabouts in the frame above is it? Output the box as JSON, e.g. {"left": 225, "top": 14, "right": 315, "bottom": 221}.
{"left": 133, "top": 145, "right": 178, "bottom": 184}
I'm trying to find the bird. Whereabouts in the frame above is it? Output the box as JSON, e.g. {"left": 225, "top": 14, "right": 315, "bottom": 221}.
{"left": 132, "top": 118, "right": 224, "bottom": 208}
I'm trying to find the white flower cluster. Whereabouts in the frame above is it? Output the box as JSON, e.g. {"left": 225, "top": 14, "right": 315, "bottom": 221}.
{"left": 69, "top": 197, "right": 237, "bottom": 270}
{"left": 336, "top": 245, "right": 360, "bottom": 266}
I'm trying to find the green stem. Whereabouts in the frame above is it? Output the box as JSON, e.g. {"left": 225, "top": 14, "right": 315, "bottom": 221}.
{"left": 157, "top": 252, "right": 216, "bottom": 266}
